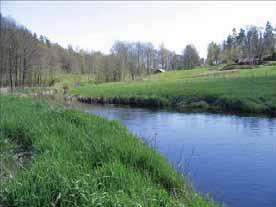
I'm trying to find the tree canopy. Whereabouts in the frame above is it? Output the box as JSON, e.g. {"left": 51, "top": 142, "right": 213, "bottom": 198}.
{"left": 207, "top": 21, "right": 276, "bottom": 65}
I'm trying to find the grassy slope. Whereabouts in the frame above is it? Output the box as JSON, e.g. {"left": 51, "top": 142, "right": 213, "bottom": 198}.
{"left": 53, "top": 73, "right": 94, "bottom": 90}
{"left": 72, "top": 65, "right": 276, "bottom": 115}
{"left": 11, "top": 73, "right": 91, "bottom": 96}
{"left": 0, "top": 95, "right": 217, "bottom": 207}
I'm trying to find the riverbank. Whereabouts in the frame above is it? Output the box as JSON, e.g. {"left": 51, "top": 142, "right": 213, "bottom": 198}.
{"left": 72, "top": 65, "right": 276, "bottom": 116}
{"left": 0, "top": 95, "right": 217, "bottom": 207}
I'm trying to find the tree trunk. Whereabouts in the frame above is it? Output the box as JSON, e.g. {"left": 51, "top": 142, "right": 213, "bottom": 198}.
{"left": 22, "top": 57, "right": 27, "bottom": 89}
{"left": 9, "top": 50, "right": 13, "bottom": 92}
{"left": 15, "top": 56, "right": 18, "bottom": 88}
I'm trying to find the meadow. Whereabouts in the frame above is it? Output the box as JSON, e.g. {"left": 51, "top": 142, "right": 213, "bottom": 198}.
{"left": 0, "top": 95, "right": 217, "bottom": 207}
{"left": 72, "top": 65, "right": 276, "bottom": 116}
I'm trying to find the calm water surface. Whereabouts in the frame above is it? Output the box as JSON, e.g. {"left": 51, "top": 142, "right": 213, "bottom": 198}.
{"left": 79, "top": 103, "right": 276, "bottom": 207}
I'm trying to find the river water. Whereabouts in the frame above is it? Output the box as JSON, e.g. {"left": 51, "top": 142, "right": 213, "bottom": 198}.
{"left": 76, "top": 103, "right": 276, "bottom": 207}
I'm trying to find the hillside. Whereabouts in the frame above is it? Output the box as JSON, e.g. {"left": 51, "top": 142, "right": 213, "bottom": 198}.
{"left": 72, "top": 65, "right": 276, "bottom": 116}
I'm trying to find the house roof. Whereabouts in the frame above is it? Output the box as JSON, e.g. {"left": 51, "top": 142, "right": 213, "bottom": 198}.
{"left": 237, "top": 57, "right": 256, "bottom": 63}
{"left": 155, "top": 69, "right": 165, "bottom": 72}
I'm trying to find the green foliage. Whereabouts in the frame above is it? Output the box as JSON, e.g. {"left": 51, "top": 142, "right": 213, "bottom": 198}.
{"left": 0, "top": 95, "right": 217, "bottom": 207}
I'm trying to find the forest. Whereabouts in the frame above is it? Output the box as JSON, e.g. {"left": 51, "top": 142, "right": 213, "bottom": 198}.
{"left": 0, "top": 13, "right": 275, "bottom": 90}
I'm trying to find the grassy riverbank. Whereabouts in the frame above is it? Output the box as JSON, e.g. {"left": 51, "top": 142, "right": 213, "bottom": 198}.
{"left": 0, "top": 95, "right": 217, "bottom": 207}
{"left": 72, "top": 65, "right": 276, "bottom": 116}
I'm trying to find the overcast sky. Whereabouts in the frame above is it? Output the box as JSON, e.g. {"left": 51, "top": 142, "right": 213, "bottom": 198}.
{"left": 2, "top": 1, "right": 276, "bottom": 58}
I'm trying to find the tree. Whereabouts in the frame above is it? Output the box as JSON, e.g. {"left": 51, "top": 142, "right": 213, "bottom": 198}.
{"left": 182, "top": 45, "right": 200, "bottom": 69}
{"left": 144, "top": 42, "right": 154, "bottom": 74}
{"left": 207, "top": 42, "right": 221, "bottom": 65}
{"left": 263, "top": 21, "right": 275, "bottom": 56}
{"left": 111, "top": 41, "right": 129, "bottom": 80}
{"left": 237, "top": 28, "right": 247, "bottom": 58}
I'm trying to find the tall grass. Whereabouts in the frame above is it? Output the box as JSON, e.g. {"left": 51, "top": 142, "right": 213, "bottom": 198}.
{"left": 72, "top": 66, "right": 276, "bottom": 115}
{"left": 0, "top": 95, "right": 217, "bottom": 207}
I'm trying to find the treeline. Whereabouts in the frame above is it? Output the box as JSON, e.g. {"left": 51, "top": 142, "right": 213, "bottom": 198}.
{"left": 207, "top": 21, "right": 276, "bottom": 65}
{"left": 0, "top": 14, "right": 202, "bottom": 89}
{"left": 95, "top": 41, "right": 183, "bottom": 82}
{"left": 3, "top": 14, "right": 274, "bottom": 90}
{"left": 101, "top": 42, "right": 201, "bottom": 81}
{"left": 0, "top": 14, "right": 85, "bottom": 89}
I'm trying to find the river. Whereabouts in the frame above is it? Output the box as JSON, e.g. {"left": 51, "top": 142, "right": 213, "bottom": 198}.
{"left": 71, "top": 102, "right": 276, "bottom": 207}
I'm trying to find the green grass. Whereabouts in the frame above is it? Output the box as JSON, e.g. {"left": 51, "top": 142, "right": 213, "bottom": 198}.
{"left": 72, "top": 65, "right": 276, "bottom": 115}
{"left": 13, "top": 87, "right": 53, "bottom": 94}
{"left": 10, "top": 72, "right": 92, "bottom": 96}
{"left": 53, "top": 72, "right": 94, "bottom": 90}
{"left": 0, "top": 95, "right": 217, "bottom": 207}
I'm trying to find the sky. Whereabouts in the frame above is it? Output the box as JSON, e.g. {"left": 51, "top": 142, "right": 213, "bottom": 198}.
{"left": 2, "top": 1, "right": 276, "bottom": 58}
